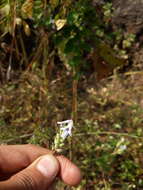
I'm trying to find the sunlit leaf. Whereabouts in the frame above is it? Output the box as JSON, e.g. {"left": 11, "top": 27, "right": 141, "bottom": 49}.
{"left": 0, "top": 4, "right": 10, "bottom": 16}
{"left": 21, "top": 0, "right": 34, "bottom": 19}
{"left": 55, "top": 19, "right": 66, "bottom": 31}
{"left": 23, "top": 21, "right": 31, "bottom": 36}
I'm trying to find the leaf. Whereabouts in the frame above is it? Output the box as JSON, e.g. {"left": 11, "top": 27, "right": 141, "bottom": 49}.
{"left": 49, "top": 0, "right": 59, "bottom": 9}
{"left": 53, "top": 35, "right": 63, "bottom": 46}
{"left": 64, "top": 37, "right": 81, "bottom": 55}
{"left": 21, "top": 0, "right": 34, "bottom": 19}
{"left": 0, "top": 4, "right": 10, "bottom": 16}
{"left": 0, "top": 0, "right": 9, "bottom": 9}
{"left": 68, "top": 56, "right": 81, "bottom": 68}
{"left": 55, "top": 19, "right": 66, "bottom": 31}
{"left": 23, "top": 21, "right": 31, "bottom": 36}
{"left": 98, "top": 43, "right": 126, "bottom": 68}
{"left": 67, "top": 11, "right": 79, "bottom": 25}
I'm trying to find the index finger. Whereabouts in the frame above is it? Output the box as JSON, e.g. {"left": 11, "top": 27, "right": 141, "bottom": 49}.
{"left": 0, "top": 144, "right": 51, "bottom": 175}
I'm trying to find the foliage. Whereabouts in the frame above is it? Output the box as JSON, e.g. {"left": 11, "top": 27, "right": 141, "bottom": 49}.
{"left": 0, "top": 0, "right": 135, "bottom": 80}
{"left": 0, "top": 0, "right": 142, "bottom": 190}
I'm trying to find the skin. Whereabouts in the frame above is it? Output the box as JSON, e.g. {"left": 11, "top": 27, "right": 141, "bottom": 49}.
{"left": 0, "top": 144, "right": 82, "bottom": 189}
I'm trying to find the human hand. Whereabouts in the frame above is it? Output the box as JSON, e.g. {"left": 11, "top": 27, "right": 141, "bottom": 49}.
{"left": 0, "top": 144, "right": 81, "bottom": 190}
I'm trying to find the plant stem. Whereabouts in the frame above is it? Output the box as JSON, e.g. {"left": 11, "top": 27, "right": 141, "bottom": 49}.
{"left": 72, "top": 78, "right": 78, "bottom": 123}
{"left": 70, "top": 70, "right": 78, "bottom": 160}
{"left": 0, "top": 133, "right": 33, "bottom": 144}
{"left": 75, "top": 131, "right": 142, "bottom": 139}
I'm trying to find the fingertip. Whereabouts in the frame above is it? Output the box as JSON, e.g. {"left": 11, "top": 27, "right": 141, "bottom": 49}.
{"left": 36, "top": 154, "right": 59, "bottom": 179}
{"left": 57, "top": 155, "right": 82, "bottom": 186}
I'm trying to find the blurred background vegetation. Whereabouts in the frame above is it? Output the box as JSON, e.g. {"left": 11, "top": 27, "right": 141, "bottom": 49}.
{"left": 0, "top": 0, "right": 143, "bottom": 189}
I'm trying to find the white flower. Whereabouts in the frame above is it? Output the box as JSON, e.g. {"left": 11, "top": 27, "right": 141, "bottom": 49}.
{"left": 119, "top": 145, "right": 127, "bottom": 151}
{"left": 57, "top": 120, "right": 74, "bottom": 140}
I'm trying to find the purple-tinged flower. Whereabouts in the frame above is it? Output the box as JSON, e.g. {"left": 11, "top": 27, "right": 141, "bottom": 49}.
{"left": 57, "top": 120, "right": 74, "bottom": 140}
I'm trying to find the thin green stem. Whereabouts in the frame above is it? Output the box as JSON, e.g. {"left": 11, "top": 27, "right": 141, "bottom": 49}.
{"left": 75, "top": 131, "right": 142, "bottom": 139}
{"left": 0, "top": 133, "right": 33, "bottom": 144}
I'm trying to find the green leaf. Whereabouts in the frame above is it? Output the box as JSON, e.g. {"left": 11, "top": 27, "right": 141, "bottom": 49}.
{"left": 68, "top": 56, "right": 81, "bottom": 68}
{"left": 67, "top": 11, "right": 79, "bottom": 25}
{"left": 54, "top": 35, "right": 63, "bottom": 46}
{"left": 64, "top": 38, "right": 76, "bottom": 54}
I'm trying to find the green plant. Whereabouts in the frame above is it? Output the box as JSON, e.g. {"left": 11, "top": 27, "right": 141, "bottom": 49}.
{"left": 1, "top": 1, "right": 143, "bottom": 189}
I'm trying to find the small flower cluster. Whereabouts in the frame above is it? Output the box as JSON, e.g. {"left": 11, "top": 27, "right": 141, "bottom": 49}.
{"left": 52, "top": 120, "right": 74, "bottom": 153}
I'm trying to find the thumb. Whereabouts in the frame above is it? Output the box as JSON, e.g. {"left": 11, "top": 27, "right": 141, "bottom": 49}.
{"left": 0, "top": 154, "right": 59, "bottom": 190}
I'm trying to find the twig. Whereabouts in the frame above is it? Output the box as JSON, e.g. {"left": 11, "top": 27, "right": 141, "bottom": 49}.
{"left": 124, "top": 71, "right": 143, "bottom": 76}
{"left": 0, "top": 133, "right": 33, "bottom": 144}
{"left": 6, "top": 0, "right": 17, "bottom": 81}
{"left": 19, "top": 31, "right": 29, "bottom": 65}
{"left": 72, "top": 78, "right": 78, "bottom": 123}
{"left": 108, "top": 71, "right": 143, "bottom": 80}
{"left": 75, "top": 131, "right": 142, "bottom": 139}
{"left": 70, "top": 70, "right": 78, "bottom": 160}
